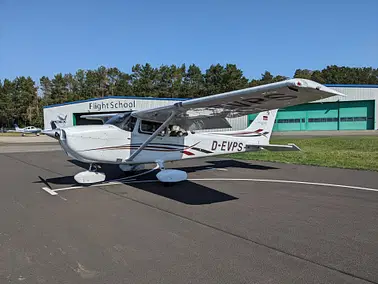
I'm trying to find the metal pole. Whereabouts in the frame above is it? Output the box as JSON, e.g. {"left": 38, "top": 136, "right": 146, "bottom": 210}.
{"left": 337, "top": 100, "right": 340, "bottom": 130}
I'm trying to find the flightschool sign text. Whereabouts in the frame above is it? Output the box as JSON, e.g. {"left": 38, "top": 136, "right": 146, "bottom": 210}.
{"left": 88, "top": 100, "right": 136, "bottom": 111}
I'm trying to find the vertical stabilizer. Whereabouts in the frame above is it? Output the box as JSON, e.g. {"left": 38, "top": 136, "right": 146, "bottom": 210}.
{"left": 246, "top": 109, "right": 278, "bottom": 142}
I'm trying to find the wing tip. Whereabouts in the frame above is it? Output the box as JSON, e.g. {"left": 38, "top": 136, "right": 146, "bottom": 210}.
{"left": 292, "top": 78, "right": 346, "bottom": 97}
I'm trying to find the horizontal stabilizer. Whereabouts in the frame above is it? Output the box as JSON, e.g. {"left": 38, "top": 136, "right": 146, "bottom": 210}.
{"left": 246, "top": 143, "right": 301, "bottom": 152}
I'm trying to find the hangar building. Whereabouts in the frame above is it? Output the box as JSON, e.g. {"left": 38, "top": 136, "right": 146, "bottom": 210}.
{"left": 43, "top": 84, "right": 378, "bottom": 132}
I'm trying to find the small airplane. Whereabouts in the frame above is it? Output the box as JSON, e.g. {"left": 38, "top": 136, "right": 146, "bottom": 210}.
{"left": 43, "top": 79, "right": 344, "bottom": 185}
{"left": 13, "top": 124, "right": 42, "bottom": 136}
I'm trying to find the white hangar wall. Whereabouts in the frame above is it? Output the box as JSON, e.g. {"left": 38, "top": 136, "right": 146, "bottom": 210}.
{"left": 43, "top": 96, "right": 248, "bottom": 131}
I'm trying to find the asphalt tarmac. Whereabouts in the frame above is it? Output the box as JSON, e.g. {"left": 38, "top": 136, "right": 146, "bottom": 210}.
{"left": 0, "top": 148, "right": 378, "bottom": 283}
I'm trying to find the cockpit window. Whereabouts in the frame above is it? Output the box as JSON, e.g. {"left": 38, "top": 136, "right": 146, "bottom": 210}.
{"left": 105, "top": 113, "right": 130, "bottom": 128}
{"left": 105, "top": 112, "right": 138, "bottom": 133}
{"left": 123, "top": 116, "right": 137, "bottom": 132}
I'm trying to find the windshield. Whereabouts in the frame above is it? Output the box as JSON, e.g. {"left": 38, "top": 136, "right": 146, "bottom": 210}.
{"left": 105, "top": 112, "right": 131, "bottom": 128}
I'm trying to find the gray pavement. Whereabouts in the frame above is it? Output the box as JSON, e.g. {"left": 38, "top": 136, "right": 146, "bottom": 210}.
{"left": 0, "top": 149, "right": 378, "bottom": 283}
{"left": 0, "top": 135, "right": 56, "bottom": 144}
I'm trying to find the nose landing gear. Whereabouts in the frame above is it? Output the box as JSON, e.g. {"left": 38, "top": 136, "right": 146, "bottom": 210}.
{"left": 74, "top": 163, "right": 106, "bottom": 184}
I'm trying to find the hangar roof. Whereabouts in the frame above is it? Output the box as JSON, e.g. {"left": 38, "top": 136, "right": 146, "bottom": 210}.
{"left": 43, "top": 96, "right": 187, "bottom": 109}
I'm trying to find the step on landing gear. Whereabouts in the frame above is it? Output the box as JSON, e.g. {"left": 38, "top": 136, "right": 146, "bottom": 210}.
{"left": 155, "top": 160, "right": 187, "bottom": 185}
{"left": 74, "top": 163, "right": 106, "bottom": 184}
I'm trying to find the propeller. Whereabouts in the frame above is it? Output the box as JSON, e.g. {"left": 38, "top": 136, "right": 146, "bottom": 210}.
{"left": 42, "top": 129, "right": 65, "bottom": 140}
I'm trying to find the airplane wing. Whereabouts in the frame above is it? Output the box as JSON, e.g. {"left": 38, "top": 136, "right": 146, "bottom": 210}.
{"left": 131, "top": 79, "right": 344, "bottom": 130}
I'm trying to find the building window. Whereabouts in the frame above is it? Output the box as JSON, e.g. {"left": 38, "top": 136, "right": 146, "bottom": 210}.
{"left": 277, "top": 118, "right": 301, "bottom": 123}
{"left": 340, "top": 117, "right": 367, "bottom": 122}
{"left": 308, "top": 117, "right": 338, "bottom": 123}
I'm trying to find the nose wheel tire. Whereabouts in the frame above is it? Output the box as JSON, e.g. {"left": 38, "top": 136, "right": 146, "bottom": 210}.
{"left": 74, "top": 163, "right": 105, "bottom": 184}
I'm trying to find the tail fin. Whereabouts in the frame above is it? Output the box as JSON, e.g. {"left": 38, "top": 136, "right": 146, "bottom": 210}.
{"left": 14, "top": 124, "right": 20, "bottom": 131}
{"left": 246, "top": 109, "right": 278, "bottom": 142}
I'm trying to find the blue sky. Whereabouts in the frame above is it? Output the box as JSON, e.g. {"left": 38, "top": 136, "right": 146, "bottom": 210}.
{"left": 0, "top": 0, "right": 377, "bottom": 83}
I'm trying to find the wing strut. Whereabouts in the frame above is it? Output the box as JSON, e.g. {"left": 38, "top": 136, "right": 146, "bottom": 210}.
{"left": 126, "top": 111, "right": 177, "bottom": 162}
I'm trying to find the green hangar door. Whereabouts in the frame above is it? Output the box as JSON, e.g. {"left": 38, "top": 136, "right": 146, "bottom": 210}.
{"left": 248, "top": 100, "right": 374, "bottom": 131}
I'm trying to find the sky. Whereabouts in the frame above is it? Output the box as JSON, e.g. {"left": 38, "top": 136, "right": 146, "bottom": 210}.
{"left": 0, "top": 0, "right": 377, "bottom": 83}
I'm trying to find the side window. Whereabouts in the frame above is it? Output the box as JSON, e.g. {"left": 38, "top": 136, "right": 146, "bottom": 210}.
{"left": 139, "top": 120, "right": 166, "bottom": 136}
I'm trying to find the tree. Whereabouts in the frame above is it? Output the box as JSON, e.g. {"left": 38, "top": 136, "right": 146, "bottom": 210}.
{"left": 261, "top": 71, "right": 273, "bottom": 82}
{"left": 40, "top": 76, "right": 53, "bottom": 105}
{"left": 183, "top": 64, "right": 205, "bottom": 98}
{"left": 107, "top": 67, "right": 121, "bottom": 96}
{"left": 12, "top": 76, "right": 38, "bottom": 126}
{"left": 50, "top": 74, "right": 69, "bottom": 104}
{"left": 320, "top": 65, "right": 378, "bottom": 85}
{"left": 249, "top": 71, "right": 287, "bottom": 86}
{"left": 131, "top": 63, "right": 158, "bottom": 97}
{"left": 74, "top": 69, "right": 88, "bottom": 100}
{"left": 114, "top": 72, "right": 133, "bottom": 97}
{"left": 294, "top": 69, "right": 313, "bottom": 79}
{"left": 155, "top": 65, "right": 173, "bottom": 98}
{"left": 205, "top": 64, "right": 226, "bottom": 95}
{"left": 96, "top": 66, "right": 109, "bottom": 98}
{"left": 171, "top": 64, "right": 186, "bottom": 98}
{"left": 0, "top": 79, "right": 15, "bottom": 127}
{"left": 64, "top": 73, "right": 79, "bottom": 102}
{"left": 222, "top": 64, "right": 249, "bottom": 91}
{"left": 311, "top": 70, "right": 325, "bottom": 84}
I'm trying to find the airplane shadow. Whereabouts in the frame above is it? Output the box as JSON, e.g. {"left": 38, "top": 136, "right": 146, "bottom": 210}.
{"left": 69, "top": 158, "right": 278, "bottom": 173}
{"left": 124, "top": 180, "right": 238, "bottom": 205}
{"left": 174, "top": 159, "right": 278, "bottom": 173}
{"left": 36, "top": 158, "right": 276, "bottom": 205}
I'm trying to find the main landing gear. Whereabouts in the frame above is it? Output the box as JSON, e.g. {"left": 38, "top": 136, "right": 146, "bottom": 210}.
{"left": 73, "top": 161, "right": 188, "bottom": 185}
{"left": 155, "top": 160, "right": 187, "bottom": 184}
{"left": 74, "top": 163, "right": 106, "bottom": 184}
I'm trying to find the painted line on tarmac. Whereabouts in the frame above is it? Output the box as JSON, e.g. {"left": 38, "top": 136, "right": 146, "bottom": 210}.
{"left": 41, "top": 165, "right": 160, "bottom": 196}
{"left": 42, "top": 186, "right": 58, "bottom": 196}
{"left": 41, "top": 177, "right": 378, "bottom": 196}
{"left": 189, "top": 178, "right": 378, "bottom": 192}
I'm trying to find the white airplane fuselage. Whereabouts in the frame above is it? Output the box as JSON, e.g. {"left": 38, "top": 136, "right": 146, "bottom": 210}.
{"left": 57, "top": 124, "right": 262, "bottom": 165}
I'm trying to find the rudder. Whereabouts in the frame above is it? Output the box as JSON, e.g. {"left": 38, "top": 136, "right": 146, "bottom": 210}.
{"left": 246, "top": 109, "right": 278, "bottom": 142}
